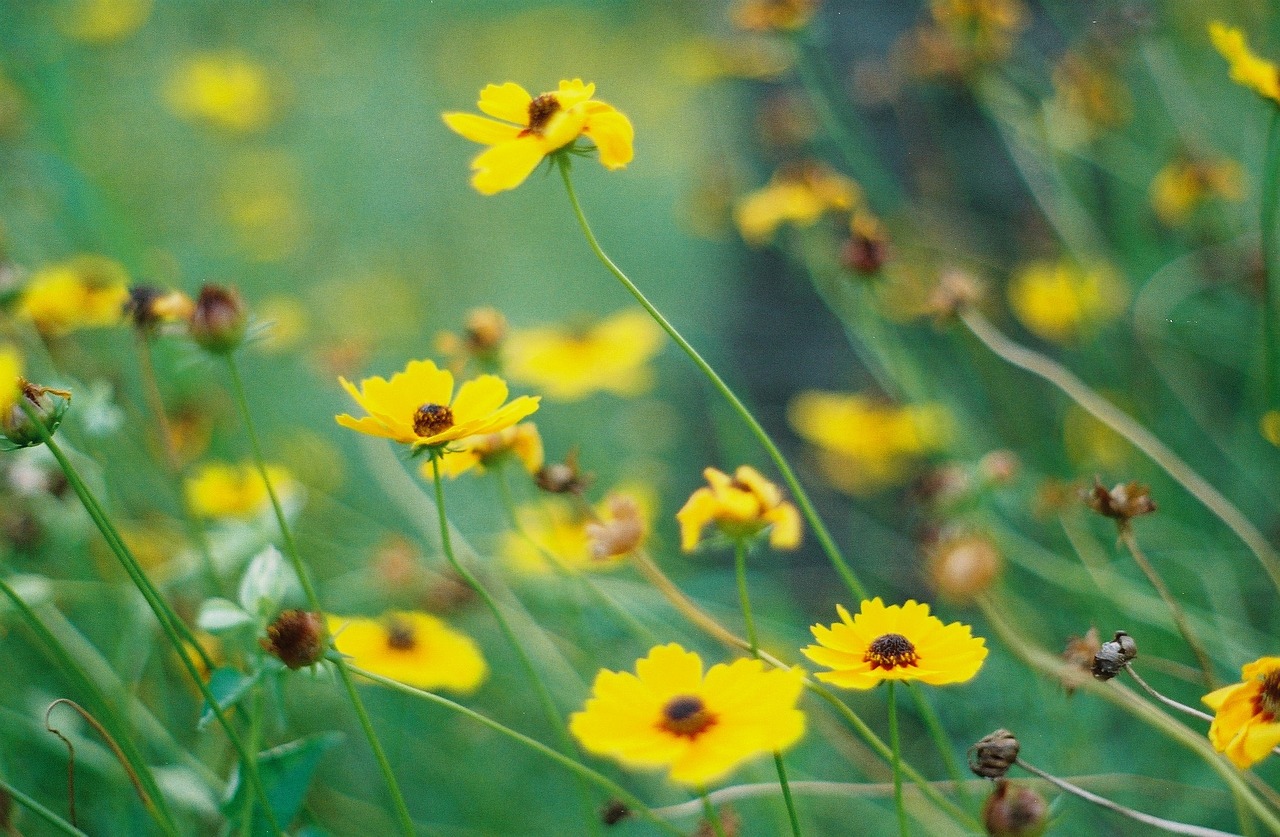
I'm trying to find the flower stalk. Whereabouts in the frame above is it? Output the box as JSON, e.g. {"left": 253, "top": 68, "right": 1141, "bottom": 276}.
{"left": 887, "top": 682, "right": 909, "bottom": 837}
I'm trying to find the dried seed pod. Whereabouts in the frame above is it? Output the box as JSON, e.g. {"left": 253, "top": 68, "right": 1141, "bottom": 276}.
{"left": 969, "top": 728, "right": 1020, "bottom": 779}
{"left": 983, "top": 779, "right": 1047, "bottom": 837}
{"left": 1091, "top": 630, "right": 1138, "bottom": 681}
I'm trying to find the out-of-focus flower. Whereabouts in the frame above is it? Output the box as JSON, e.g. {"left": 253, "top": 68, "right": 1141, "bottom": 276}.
{"left": 926, "top": 532, "right": 1002, "bottom": 604}
{"left": 18, "top": 256, "right": 130, "bottom": 336}
{"left": 929, "top": 0, "right": 1026, "bottom": 63}
{"left": 330, "top": 612, "right": 487, "bottom": 693}
{"left": 569, "top": 643, "right": 805, "bottom": 786}
{"left": 0, "top": 346, "right": 20, "bottom": 415}
{"left": 841, "top": 212, "right": 889, "bottom": 275}
{"left": 1048, "top": 52, "right": 1131, "bottom": 136}
{"left": 0, "top": 72, "right": 26, "bottom": 139}
{"left": 676, "top": 465, "right": 800, "bottom": 551}
{"left": 110, "top": 517, "right": 184, "bottom": 572}
{"left": 436, "top": 307, "right": 509, "bottom": 372}
{"left": 429, "top": 422, "right": 543, "bottom": 479}
{"left": 188, "top": 284, "right": 248, "bottom": 355}
{"left": 124, "top": 285, "right": 194, "bottom": 332}
{"left": 1060, "top": 627, "right": 1101, "bottom": 695}
{"left": 166, "top": 52, "right": 273, "bottom": 133}
{"left": 734, "top": 163, "right": 860, "bottom": 245}
{"left": 731, "top": 0, "right": 817, "bottom": 32}
{"left": 336, "top": 359, "right": 539, "bottom": 451}
{"left": 1203, "top": 656, "right": 1280, "bottom": 768}
{"left": 185, "top": 461, "right": 294, "bottom": 519}
{"left": 534, "top": 448, "right": 592, "bottom": 495}
{"left": 1150, "top": 156, "right": 1244, "bottom": 226}
{"left": 1209, "top": 22, "right": 1280, "bottom": 104}
{"left": 504, "top": 310, "right": 662, "bottom": 401}
{"left": 1063, "top": 400, "right": 1131, "bottom": 470}
{"left": 1007, "top": 259, "right": 1127, "bottom": 343}
{"left": 803, "top": 598, "right": 987, "bottom": 689}
{"left": 220, "top": 150, "right": 307, "bottom": 262}
{"left": 1262, "top": 410, "right": 1280, "bottom": 447}
{"left": 983, "top": 779, "right": 1048, "bottom": 837}
{"left": 503, "top": 486, "right": 653, "bottom": 574}
{"left": 255, "top": 295, "right": 308, "bottom": 353}
{"left": 58, "top": 0, "right": 151, "bottom": 44}
{"left": 443, "top": 79, "right": 633, "bottom": 195}
{"left": 669, "top": 37, "right": 793, "bottom": 84}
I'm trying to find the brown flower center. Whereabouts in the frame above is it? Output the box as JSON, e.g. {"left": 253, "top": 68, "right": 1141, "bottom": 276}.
{"left": 865, "top": 632, "right": 919, "bottom": 671}
{"left": 659, "top": 695, "right": 717, "bottom": 739}
{"left": 1256, "top": 671, "right": 1280, "bottom": 721}
{"left": 524, "top": 93, "right": 561, "bottom": 135}
{"left": 413, "top": 403, "right": 454, "bottom": 437}
{"left": 386, "top": 619, "right": 417, "bottom": 651}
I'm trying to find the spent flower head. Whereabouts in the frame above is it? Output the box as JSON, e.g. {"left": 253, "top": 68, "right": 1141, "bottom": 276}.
{"left": 677, "top": 465, "right": 801, "bottom": 551}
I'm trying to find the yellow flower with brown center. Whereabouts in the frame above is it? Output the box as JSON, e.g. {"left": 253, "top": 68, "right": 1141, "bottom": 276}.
{"left": 731, "top": 0, "right": 817, "bottom": 32}
{"left": 1203, "top": 657, "right": 1280, "bottom": 769}
{"left": 734, "top": 163, "right": 860, "bottom": 245}
{"left": 569, "top": 643, "right": 805, "bottom": 786}
{"left": 429, "top": 422, "right": 543, "bottom": 480}
{"left": 185, "top": 461, "right": 294, "bottom": 519}
{"left": 1209, "top": 22, "right": 1280, "bottom": 104}
{"left": 330, "top": 612, "right": 487, "bottom": 694}
{"left": 1149, "top": 156, "right": 1244, "bottom": 226}
{"left": 1006, "top": 258, "right": 1126, "bottom": 343}
{"left": 677, "top": 465, "right": 801, "bottom": 551}
{"left": 166, "top": 52, "right": 272, "bottom": 132}
{"left": 503, "top": 486, "right": 653, "bottom": 574}
{"left": 336, "top": 359, "right": 539, "bottom": 451}
{"left": 0, "top": 345, "right": 21, "bottom": 416}
{"left": 443, "top": 79, "right": 634, "bottom": 195}
{"left": 18, "top": 256, "right": 130, "bottom": 336}
{"left": 803, "top": 598, "right": 987, "bottom": 689}
{"left": 504, "top": 310, "right": 663, "bottom": 401}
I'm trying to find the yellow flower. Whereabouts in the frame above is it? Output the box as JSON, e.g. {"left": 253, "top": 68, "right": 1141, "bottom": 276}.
{"left": 503, "top": 486, "right": 653, "bottom": 574}
{"left": 504, "top": 310, "right": 663, "bottom": 401}
{"left": 1007, "top": 259, "right": 1126, "bottom": 343}
{"left": 1149, "top": 157, "right": 1244, "bottom": 226}
{"left": 443, "top": 79, "right": 634, "bottom": 195}
{"left": 1261, "top": 411, "right": 1280, "bottom": 447}
{"left": 569, "top": 643, "right": 805, "bottom": 786}
{"left": 0, "top": 345, "right": 21, "bottom": 416}
{"left": 330, "top": 612, "right": 487, "bottom": 694}
{"left": 677, "top": 465, "right": 801, "bottom": 551}
{"left": 167, "top": 52, "right": 272, "bottom": 132}
{"left": 1209, "top": 22, "right": 1280, "bottom": 104}
{"left": 928, "top": 0, "right": 1026, "bottom": 63}
{"left": 428, "top": 422, "right": 544, "bottom": 480}
{"left": 734, "top": 163, "right": 859, "bottom": 245}
{"left": 1203, "top": 657, "right": 1280, "bottom": 769}
{"left": 803, "top": 598, "right": 987, "bottom": 689}
{"left": 336, "top": 359, "right": 539, "bottom": 451}
{"left": 731, "top": 0, "right": 817, "bottom": 32}
{"left": 59, "top": 0, "right": 152, "bottom": 44}
{"left": 19, "top": 256, "right": 130, "bottom": 336}
{"left": 185, "top": 462, "right": 294, "bottom": 519}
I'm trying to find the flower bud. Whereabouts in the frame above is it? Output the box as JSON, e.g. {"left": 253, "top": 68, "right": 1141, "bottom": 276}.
{"left": 1083, "top": 478, "right": 1156, "bottom": 524}
{"left": 1091, "top": 630, "right": 1137, "bottom": 680}
{"left": 189, "top": 284, "right": 247, "bottom": 354}
{"left": 927, "top": 533, "right": 1002, "bottom": 603}
{"left": 983, "top": 779, "right": 1047, "bottom": 837}
{"left": 969, "top": 729, "right": 1020, "bottom": 779}
{"left": 1, "top": 380, "right": 70, "bottom": 449}
{"left": 534, "top": 449, "right": 592, "bottom": 495}
{"left": 260, "top": 609, "right": 326, "bottom": 669}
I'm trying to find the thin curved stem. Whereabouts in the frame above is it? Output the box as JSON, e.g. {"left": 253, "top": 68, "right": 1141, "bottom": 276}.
{"left": 887, "top": 682, "right": 909, "bottom": 836}
{"left": 1123, "top": 664, "right": 1213, "bottom": 723}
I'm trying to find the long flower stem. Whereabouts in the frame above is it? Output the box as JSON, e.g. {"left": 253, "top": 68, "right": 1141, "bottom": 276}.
{"left": 700, "top": 790, "right": 729, "bottom": 837}
{"left": 222, "top": 355, "right": 414, "bottom": 837}
{"left": 1261, "top": 109, "right": 1280, "bottom": 409}
{"left": 904, "top": 683, "right": 972, "bottom": 810}
{"left": 557, "top": 157, "right": 867, "bottom": 601}
{"left": 1123, "top": 665, "right": 1213, "bottom": 723}
{"left": 886, "top": 682, "right": 909, "bottom": 837}
{"left": 0, "top": 774, "right": 88, "bottom": 837}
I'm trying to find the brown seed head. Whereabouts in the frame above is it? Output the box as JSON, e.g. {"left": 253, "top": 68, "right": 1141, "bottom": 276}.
{"left": 1091, "top": 630, "right": 1137, "bottom": 681}
{"left": 1083, "top": 478, "right": 1156, "bottom": 524}
{"left": 190, "top": 284, "right": 247, "bottom": 354}
{"left": 926, "top": 269, "right": 985, "bottom": 320}
{"left": 260, "top": 610, "right": 326, "bottom": 670}
{"left": 585, "top": 494, "right": 646, "bottom": 560}
{"left": 968, "top": 728, "right": 1020, "bottom": 779}
{"left": 983, "top": 779, "right": 1048, "bottom": 837}
{"left": 464, "top": 307, "right": 507, "bottom": 355}
{"left": 535, "top": 448, "right": 592, "bottom": 494}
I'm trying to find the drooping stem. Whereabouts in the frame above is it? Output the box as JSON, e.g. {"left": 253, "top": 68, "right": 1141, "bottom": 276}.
{"left": 887, "top": 682, "right": 909, "bottom": 837}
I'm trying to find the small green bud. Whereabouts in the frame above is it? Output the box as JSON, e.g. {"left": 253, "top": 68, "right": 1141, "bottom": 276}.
{"left": 189, "top": 284, "right": 247, "bottom": 354}
{"left": 1, "top": 380, "right": 70, "bottom": 450}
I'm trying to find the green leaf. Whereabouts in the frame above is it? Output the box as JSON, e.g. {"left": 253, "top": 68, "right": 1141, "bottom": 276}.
{"left": 225, "top": 732, "right": 345, "bottom": 836}
{"left": 197, "top": 667, "right": 257, "bottom": 730}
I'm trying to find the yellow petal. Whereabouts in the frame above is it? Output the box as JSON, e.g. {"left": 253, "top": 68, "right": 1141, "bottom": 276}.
{"left": 477, "top": 82, "right": 531, "bottom": 123}
{"left": 583, "top": 104, "right": 634, "bottom": 169}
{"left": 555, "top": 79, "right": 596, "bottom": 108}
{"left": 442, "top": 112, "right": 522, "bottom": 146}
{"left": 676, "top": 487, "right": 718, "bottom": 551}
{"left": 470, "top": 138, "right": 549, "bottom": 195}
{"left": 450, "top": 374, "right": 509, "bottom": 423}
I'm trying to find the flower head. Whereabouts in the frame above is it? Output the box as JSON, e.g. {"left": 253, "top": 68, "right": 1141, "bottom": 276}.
{"left": 166, "top": 51, "right": 272, "bottom": 132}
{"left": 803, "top": 598, "right": 987, "bottom": 689}
{"left": 569, "top": 643, "right": 805, "bottom": 786}
{"left": 1149, "top": 156, "right": 1244, "bottom": 226}
{"left": 734, "top": 163, "right": 859, "bottom": 245}
{"left": 336, "top": 359, "right": 539, "bottom": 451}
{"left": 330, "top": 612, "right": 487, "bottom": 693}
{"left": 443, "top": 79, "right": 634, "bottom": 195}
{"left": 1209, "top": 22, "right": 1280, "bottom": 104}
{"left": 504, "top": 310, "right": 663, "bottom": 401}
{"left": 503, "top": 486, "right": 653, "bottom": 574}
{"left": 677, "top": 465, "right": 801, "bottom": 551}
{"left": 429, "top": 422, "right": 543, "bottom": 480}
{"left": 185, "top": 461, "right": 294, "bottom": 519}
{"left": 18, "top": 256, "right": 130, "bottom": 336}
{"left": 1007, "top": 259, "right": 1126, "bottom": 343}
{"left": 1203, "top": 657, "right": 1280, "bottom": 768}
{"left": 0, "top": 345, "right": 21, "bottom": 416}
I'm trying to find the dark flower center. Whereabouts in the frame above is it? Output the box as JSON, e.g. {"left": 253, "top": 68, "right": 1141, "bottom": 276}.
{"left": 386, "top": 619, "right": 417, "bottom": 651}
{"left": 525, "top": 94, "right": 561, "bottom": 134}
{"left": 413, "top": 403, "right": 454, "bottom": 437}
{"left": 659, "top": 695, "right": 717, "bottom": 739}
{"left": 1256, "top": 671, "right": 1280, "bottom": 721}
{"left": 865, "top": 632, "right": 919, "bottom": 671}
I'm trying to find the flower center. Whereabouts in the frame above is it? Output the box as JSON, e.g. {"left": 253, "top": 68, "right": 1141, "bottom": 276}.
{"left": 1256, "top": 671, "right": 1280, "bottom": 721}
{"left": 525, "top": 94, "right": 561, "bottom": 135}
{"left": 386, "top": 619, "right": 417, "bottom": 651}
{"left": 413, "top": 403, "right": 454, "bottom": 437}
{"left": 659, "top": 695, "right": 717, "bottom": 739}
{"left": 865, "top": 632, "right": 919, "bottom": 671}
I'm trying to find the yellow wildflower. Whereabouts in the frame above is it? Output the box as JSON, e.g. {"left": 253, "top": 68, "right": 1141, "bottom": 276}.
{"left": 1261, "top": 411, "right": 1280, "bottom": 447}
{"left": 443, "top": 79, "right": 634, "bottom": 195}
{"left": 1203, "top": 657, "right": 1280, "bottom": 769}
{"left": 1209, "top": 22, "right": 1280, "bottom": 104}
{"left": 677, "top": 465, "right": 801, "bottom": 551}
{"left": 336, "top": 359, "right": 539, "bottom": 451}
{"left": 185, "top": 462, "right": 294, "bottom": 519}
{"left": 503, "top": 486, "right": 653, "bottom": 574}
{"left": 731, "top": 0, "right": 817, "bottom": 32}
{"left": 59, "top": 0, "right": 151, "bottom": 43}
{"left": 429, "top": 422, "right": 544, "bottom": 480}
{"left": 1006, "top": 259, "right": 1126, "bottom": 343}
{"left": 19, "top": 256, "right": 130, "bottom": 336}
{"left": 1046, "top": 52, "right": 1131, "bottom": 142}
{"left": 734, "top": 163, "right": 860, "bottom": 245}
{"left": 0, "top": 345, "right": 21, "bottom": 416}
{"left": 928, "top": 0, "right": 1026, "bottom": 63}
{"left": 803, "top": 598, "right": 987, "bottom": 689}
{"left": 569, "top": 643, "right": 805, "bottom": 786}
{"left": 166, "top": 52, "right": 272, "bottom": 132}
{"left": 1149, "top": 157, "right": 1244, "bottom": 226}
{"left": 330, "top": 612, "right": 487, "bottom": 694}
{"left": 504, "top": 310, "right": 663, "bottom": 401}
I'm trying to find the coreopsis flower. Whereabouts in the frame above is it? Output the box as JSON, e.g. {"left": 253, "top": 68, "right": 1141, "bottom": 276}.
{"left": 1203, "top": 657, "right": 1280, "bottom": 769}
{"left": 330, "top": 612, "right": 487, "bottom": 693}
{"left": 569, "top": 643, "right": 805, "bottom": 786}
{"left": 335, "top": 359, "right": 539, "bottom": 452}
{"left": 803, "top": 598, "right": 987, "bottom": 689}
{"left": 504, "top": 310, "right": 663, "bottom": 401}
{"left": 0, "top": 346, "right": 20, "bottom": 416}
{"left": 124, "top": 285, "right": 194, "bottom": 332}
{"left": 185, "top": 461, "right": 294, "bottom": 519}
{"left": 734, "top": 163, "right": 860, "bottom": 245}
{"left": 1006, "top": 258, "right": 1126, "bottom": 343}
{"left": 429, "top": 422, "right": 543, "bottom": 480}
{"left": 166, "top": 52, "right": 272, "bottom": 132}
{"left": 676, "top": 465, "right": 801, "bottom": 551}
{"left": 442, "top": 79, "right": 634, "bottom": 195}
{"left": 503, "top": 487, "right": 652, "bottom": 574}
{"left": 18, "top": 256, "right": 130, "bottom": 336}
{"left": 731, "top": 0, "right": 817, "bottom": 32}
{"left": 58, "top": 0, "right": 151, "bottom": 43}
{"left": 1209, "top": 22, "right": 1280, "bottom": 104}
{"left": 1149, "top": 156, "right": 1244, "bottom": 226}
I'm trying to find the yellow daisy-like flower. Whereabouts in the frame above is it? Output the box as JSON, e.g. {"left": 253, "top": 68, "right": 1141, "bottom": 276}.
{"left": 1006, "top": 258, "right": 1126, "bottom": 343}
{"left": 504, "top": 310, "right": 663, "bottom": 401}
{"left": 443, "top": 79, "right": 634, "bottom": 195}
{"left": 185, "top": 461, "right": 294, "bottom": 519}
{"left": 330, "top": 612, "right": 487, "bottom": 694}
{"left": 166, "top": 52, "right": 272, "bottom": 133}
{"left": 0, "top": 345, "right": 21, "bottom": 416}
{"left": 1149, "top": 156, "right": 1244, "bottom": 227}
{"left": 19, "top": 255, "right": 130, "bottom": 336}
{"left": 569, "top": 643, "right": 805, "bottom": 787}
{"left": 1203, "top": 657, "right": 1280, "bottom": 769}
{"left": 503, "top": 486, "right": 653, "bottom": 574}
{"left": 429, "top": 422, "right": 543, "bottom": 480}
{"left": 803, "top": 598, "right": 987, "bottom": 689}
{"left": 734, "top": 163, "right": 860, "bottom": 245}
{"left": 336, "top": 359, "right": 539, "bottom": 451}
{"left": 677, "top": 465, "right": 801, "bottom": 552}
{"left": 1209, "top": 22, "right": 1280, "bottom": 104}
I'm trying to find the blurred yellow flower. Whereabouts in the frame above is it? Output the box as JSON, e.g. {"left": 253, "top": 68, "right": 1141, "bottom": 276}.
{"left": 330, "top": 612, "right": 487, "bottom": 694}
{"left": 1203, "top": 657, "right": 1280, "bottom": 769}
{"left": 1209, "top": 22, "right": 1280, "bottom": 104}
{"left": 429, "top": 422, "right": 543, "bottom": 480}
{"left": 1007, "top": 259, "right": 1126, "bottom": 343}
{"left": 255, "top": 295, "right": 309, "bottom": 353}
{"left": 221, "top": 150, "right": 307, "bottom": 262}
{"left": 1047, "top": 52, "right": 1131, "bottom": 141}
{"left": 435, "top": 307, "right": 508, "bottom": 371}
{"left": 19, "top": 256, "right": 130, "bottom": 336}
{"left": 1261, "top": 411, "right": 1280, "bottom": 447}
{"left": 443, "top": 79, "right": 634, "bottom": 195}
{"left": 504, "top": 310, "right": 663, "bottom": 401}
{"left": 569, "top": 643, "right": 805, "bottom": 786}
{"left": 734, "top": 163, "right": 859, "bottom": 245}
{"left": 928, "top": 0, "right": 1025, "bottom": 63}
{"left": 1149, "top": 157, "right": 1244, "bottom": 226}
{"left": 677, "top": 465, "right": 801, "bottom": 551}
{"left": 731, "top": 0, "right": 817, "bottom": 32}
{"left": 503, "top": 486, "right": 653, "bottom": 574}
{"left": 59, "top": 0, "right": 151, "bottom": 43}
{"left": 803, "top": 598, "right": 987, "bottom": 689}
{"left": 185, "top": 461, "right": 294, "bottom": 519}
{"left": 0, "top": 345, "right": 21, "bottom": 415}
{"left": 167, "top": 52, "right": 272, "bottom": 132}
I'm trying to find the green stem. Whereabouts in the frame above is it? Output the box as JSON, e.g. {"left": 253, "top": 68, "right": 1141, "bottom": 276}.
{"left": 700, "top": 790, "right": 729, "bottom": 837}
{"left": 887, "top": 682, "right": 909, "bottom": 837}
{"left": 1261, "top": 109, "right": 1280, "bottom": 409}
{"left": 239, "top": 685, "right": 264, "bottom": 837}
{"left": 904, "top": 683, "right": 972, "bottom": 811}
{"left": 556, "top": 157, "right": 867, "bottom": 601}
{"left": 222, "top": 354, "right": 415, "bottom": 837}
{"left": 0, "top": 774, "right": 88, "bottom": 837}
